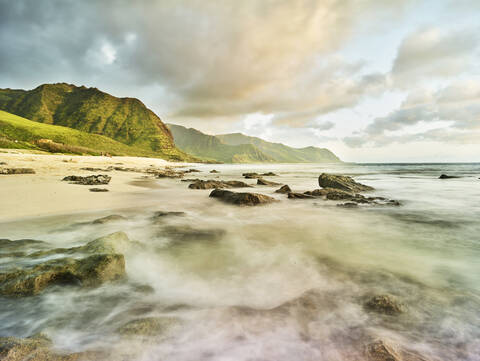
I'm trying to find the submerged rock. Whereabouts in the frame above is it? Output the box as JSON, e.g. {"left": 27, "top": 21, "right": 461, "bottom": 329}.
{"left": 210, "top": 169, "right": 220, "bottom": 173}
{"left": 257, "top": 178, "right": 281, "bottom": 186}
{"left": 262, "top": 172, "right": 277, "bottom": 176}
{"left": 303, "top": 189, "right": 329, "bottom": 197}
{"left": 116, "top": 316, "right": 181, "bottom": 337}
{"left": 275, "top": 185, "right": 292, "bottom": 194}
{"left": 0, "top": 253, "right": 125, "bottom": 297}
{"left": 439, "top": 174, "right": 460, "bottom": 179}
{"left": 83, "top": 232, "right": 136, "bottom": 254}
{"left": 91, "top": 215, "right": 126, "bottom": 224}
{"left": 337, "top": 202, "right": 359, "bottom": 208}
{"left": 152, "top": 211, "right": 186, "bottom": 219}
{"left": 163, "top": 225, "right": 225, "bottom": 243}
{"left": 188, "top": 179, "right": 251, "bottom": 189}
{"left": 0, "top": 334, "right": 103, "bottom": 361}
{"left": 288, "top": 192, "right": 315, "bottom": 199}
{"left": 318, "top": 173, "right": 374, "bottom": 192}
{"left": 364, "top": 295, "right": 404, "bottom": 315}
{"left": 62, "top": 174, "right": 111, "bottom": 185}
{"left": 325, "top": 189, "right": 356, "bottom": 200}
{"left": 209, "top": 189, "right": 277, "bottom": 206}
{"left": 0, "top": 168, "right": 35, "bottom": 175}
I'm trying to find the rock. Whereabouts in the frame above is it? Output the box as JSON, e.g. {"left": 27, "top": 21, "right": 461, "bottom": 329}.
{"left": 163, "top": 225, "right": 225, "bottom": 242}
{"left": 365, "top": 340, "right": 431, "bottom": 361}
{"left": 261, "top": 172, "right": 277, "bottom": 176}
{"left": 303, "top": 189, "right": 329, "bottom": 197}
{"left": 83, "top": 232, "right": 134, "bottom": 254}
{"left": 287, "top": 192, "right": 315, "bottom": 199}
{"left": 0, "top": 161, "right": 6, "bottom": 165}
{"left": 275, "top": 185, "right": 292, "bottom": 194}
{"left": 0, "top": 168, "right": 35, "bottom": 175}
{"left": 325, "top": 189, "right": 356, "bottom": 200}
{"left": 155, "top": 169, "right": 185, "bottom": 178}
{"left": 242, "top": 172, "right": 261, "bottom": 179}
{"left": 89, "top": 188, "right": 109, "bottom": 192}
{"left": 337, "top": 202, "right": 359, "bottom": 208}
{"left": 80, "top": 167, "right": 113, "bottom": 172}
{"left": 188, "top": 179, "right": 251, "bottom": 189}
{"left": 116, "top": 316, "right": 180, "bottom": 337}
{"left": 364, "top": 295, "right": 403, "bottom": 315}
{"left": 185, "top": 168, "right": 201, "bottom": 173}
{"left": 209, "top": 189, "right": 277, "bottom": 206}
{"left": 257, "top": 178, "right": 281, "bottom": 186}
{"left": 113, "top": 166, "right": 141, "bottom": 172}
{"left": 152, "top": 211, "right": 186, "bottom": 219}
{"left": 91, "top": 215, "right": 127, "bottom": 224}
{"left": 210, "top": 169, "right": 220, "bottom": 173}
{"left": 62, "top": 174, "right": 111, "bottom": 185}
{"left": 318, "top": 173, "right": 374, "bottom": 192}
{"left": 0, "top": 334, "right": 103, "bottom": 361}
{"left": 0, "top": 254, "right": 125, "bottom": 297}
{"left": 439, "top": 174, "right": 460, "bottom": 179}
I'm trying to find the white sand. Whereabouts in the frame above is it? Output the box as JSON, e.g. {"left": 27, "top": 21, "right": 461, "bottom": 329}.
{"left": 0, "top": 150, "right": 192, "bottom": 221}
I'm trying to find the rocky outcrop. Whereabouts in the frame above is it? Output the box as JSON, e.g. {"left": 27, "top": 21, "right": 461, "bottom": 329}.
{"left": 287, "top": 192, "right": 315, "bottom": 199}
{"left": 0, "top": 253, "right": 125, "bottom": 297}
{"left": 318, "top": 173, "right": 374, "bottom": 192}
{"left": 154, "top": 168, "right": 185, "bottom": 178}
{"left": 62, "top": 175, "right": 111, "bottom": 185}
{"left": 275, "top": 185, "right": 292, "bottom": 194}
{"left": 364, "top": 295, "right": 404, "bottom": 315}
{"left": 0, "top": 168, "right": 35, "bottom": 175}
{"left": 116, "top": 316, "right": 180, "bottom": 337}
{"left": 91, "top": 215, "right": 126, "bottom": 224}
{"left": 188, "top": 179, "right": 251, "bottom": 189}
{"left": 439, "top": 174, "right": 460, "bottom": 179}
{"left": 209, "top": 189, "right": 277, "bottom": 206}
{"left": 257, "top": 178, "right": 281, "bottom": 186}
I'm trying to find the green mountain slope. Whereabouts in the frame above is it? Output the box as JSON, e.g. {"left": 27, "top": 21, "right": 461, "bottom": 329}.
{"left": 0, "top": 83, "right": 190, "bottom": 160}
{"left": 216, "top": 133, "right": 341, "bottom": 163}
{"left": 168, "top": 124, "right": 274, "bottom": 163}
{"left": 0, "top": 110, "right": 189, "bottom": 158}
{"left": 168, "top": 124, "right": 341, "bottom": 163}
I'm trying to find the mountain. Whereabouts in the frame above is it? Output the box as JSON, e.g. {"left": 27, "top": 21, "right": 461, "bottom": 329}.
{"left": 0, "top": 83, "right": 191, "bottom": 161}
{"left": 168, "top": 124, "right": 274, "bottom": 163}
{"left": 216, "top": 133, "right": 341, "bottom": 163}
{"left": 168, "top": 124, "right": 341, "bottom": 163}
{"left": 0, "top": 110, "right": 180, "bottom": 157}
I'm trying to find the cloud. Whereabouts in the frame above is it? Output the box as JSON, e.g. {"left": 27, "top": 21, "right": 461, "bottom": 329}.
{"left": 344, "top": 80, "right": 480, "bottom": 147}
{"left": 391, "top": 26, "right": 479, "bottom": 86}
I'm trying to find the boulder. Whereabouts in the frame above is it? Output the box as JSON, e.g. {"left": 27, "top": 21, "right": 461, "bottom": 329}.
{"left": 364, "top": 295, "right": 403, "bottom": 315}
{"left": 439, "top": 174, "right": 460, "bottom": 179}
{"left": 318, "top": 173, "right": 374, "bottom": 192}
{"left": 275, "top": 185, "right": 292, "bottom": 194}
{"left": 62, "top": 174, "right": 111, "bottom": 185}
{"left": 91, "top": 215, "right": 126, "bottom": 224}
{"left": 209, "top": 189, "right": 277, "bottom": 206}
{"left": 83, "top": 232, "right": 135, "bottom": 254}
{"left": 0, "top": 254, "right": 125, "bottom": 297}
{"left": 116, "top": 316, "right": 180, "bottom": 337}
{"left": 257, "top": 178, "right": 281, "bottom": 186}
{"left": 89, "top": 188, "right": 109, "bottom": 192}
{"left": 0, "top": 168, "right": 35, "bottom": 175}
{"left": 287, "top": 192, "right": 315, "bottom": 199}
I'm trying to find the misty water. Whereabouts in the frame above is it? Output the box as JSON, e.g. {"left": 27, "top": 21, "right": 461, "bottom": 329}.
{"left": 1, "top": 163, "right": 480, "bottom": 361}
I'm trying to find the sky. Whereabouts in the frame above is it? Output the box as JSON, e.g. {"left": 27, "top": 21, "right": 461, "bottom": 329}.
{"left": 0, "top": 0, "right": 479, "bottom": 162}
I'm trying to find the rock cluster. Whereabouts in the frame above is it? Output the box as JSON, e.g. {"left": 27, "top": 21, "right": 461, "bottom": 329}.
{"left": 62, "top": 174, "right": 111, "bottom": 185}
{"left": 0, "top": 168, "right": 35, "bottom": 175}
{"left": 188, "top": 179, "right": 251, "bottom": 189}
{"left": 318, "top": 173, "right": 374, "bottom": 192}
{"left": 439, "top": 174, "right": 460, "bottom": 179}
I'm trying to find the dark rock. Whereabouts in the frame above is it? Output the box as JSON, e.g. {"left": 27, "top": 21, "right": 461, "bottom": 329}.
{"left": 439, "top": 174, "right": 460, "bottom": 179}
{"left": 318, "top": 173, "right": 374, "bottom": 192}
{"left": 92, "top": 215, "right": 127, "bottom": 224}
{"left": 0, "top": 253, "right": 125, "bottom": 297}
{"left": 116, "top": 316, "right": 180, "bottom": 337}
{"left": 163, "top": 225, "right": 225, "bottom": 242}
{"left": 275, "top": 185, "right": 292, "bottom": 194}
{"left": 261, "top": 172, "right": 277, "bottom": 176}
{"left": 325, "top": 189, "right": 356, "bottom": 200}
{"left": 0, "top": 161, "right": 6, "bottom": 165}
{"left": 209, "top": 189, "right": 277, "bottom": 206}
{"left": 364, "top": 295, "right": 403, "bottom": 315}
{"left": 62, "top": 174, "right": 111, "bottom": 185}
{"left": 337, "top": 202, "right": 358, "bottom": 208}
{"left": 154, "top": 169, "right": 185, "bottom": 178}
{"left": 188, "top": 179, "right": 251, "bottom": 189}
{"left": 242, "top": 172, "right": 261, "bottom": 179}
{"left": 113, "top": 166, "right": 141, "bottom": 172}
{"left": 210, "top": 169, "right": 220, "bottom": 173}
{"left": 80, "top": 167, "right": 113, "bottom": 172}
{"left": 303, "top": 189, "right": 329, "bottom": 197}
{"left": 152, "top": 211, "right": 186, "bottom": 218}
{"left": 0, "top": 168, "right": 35, "bottom": 175}
{"left": 185, "top": 168, "right": 201, "bottom": 173}
{"left": 257, "top": 178, "right": 281, "bottom": 186}
{"left": 89, "top": 188, "right": 109, "bottom": 192}
{"left": 287, "top": 192, "right": 315, "bottom": 199}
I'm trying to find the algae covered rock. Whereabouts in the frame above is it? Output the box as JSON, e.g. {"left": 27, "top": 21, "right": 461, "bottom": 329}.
{"left": 62, "top": 175, "right": 111, "bottom": 185}
{"left": 209, "top": 189, "right": 276, "bottom": 206}
{"left": 318, "top": 173, "right": 374, "bottom": 192}
{"left": 91, "top": 215, "right": 126, "bottom": 224}
{"left": 116, "top": 316, "right": 181, "bottom": 337}
{"left": 163, "top": 225, "right": 225, "bottom": 243}
{"left": 0, "top": 253, "right": 125, "bottom": 297}
{"left": 365, "top": 339, "right": 431, "bottom": 361}
{"left": 364, "top": 295, "right": 404, "bottom": 315}
{"left": 83, "top": 231, "right": 135, "bottom": 254}
{"left": 0, "top": 168, "right": 36, "bottom": 175}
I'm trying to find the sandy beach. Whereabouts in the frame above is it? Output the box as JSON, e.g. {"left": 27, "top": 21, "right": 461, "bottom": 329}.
{"left": 0, "top": 150, "right": 188, "bottom": 222}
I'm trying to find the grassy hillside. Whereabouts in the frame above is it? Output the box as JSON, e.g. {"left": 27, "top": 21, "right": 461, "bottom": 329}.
{"left": 0, "top": 110, "right": 194, "bottom": 159}
{"left": 216, "top": 133, "right": 341, "bottom": 163}
{"left": 168, "top": 124, "right": 274, "bottom": 163}
{"left": 0, "top": 83, "right": 190, "bottom": 160}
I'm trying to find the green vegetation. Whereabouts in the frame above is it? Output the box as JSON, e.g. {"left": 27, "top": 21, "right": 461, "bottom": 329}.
{"left": 0, "top": 110, "right": 193, "bottom": 159}
{"left": 0, "top": 83, "right": 192, "bottom": 160}
{"left": 168, "top": 124, "right": 341, "bottom": 163}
